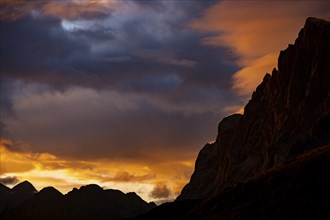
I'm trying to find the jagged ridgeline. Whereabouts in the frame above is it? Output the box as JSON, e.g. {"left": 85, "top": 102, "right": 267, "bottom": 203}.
{"left": 0, "top": 182, "right": 156, "bottom": 220}
{"left": 178, "top": 17, "right": 330, "bottom": 201}
{"left": 133, "top": 17, "right": 330, "bottom": 220}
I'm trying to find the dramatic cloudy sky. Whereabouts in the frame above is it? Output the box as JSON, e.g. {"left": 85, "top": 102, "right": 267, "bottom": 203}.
{"left": 0, "top": 0, "right": 329, "bottom": 203}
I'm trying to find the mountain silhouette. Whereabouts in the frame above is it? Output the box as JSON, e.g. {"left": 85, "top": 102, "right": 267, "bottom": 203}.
{"left": 132, "top": 17, "right": 330, "bottom": 219}
{"left": 178, "top": 17, "right": 330, "bottom": 201}
{"left": 11, "top": 180, "right": 37, "bottom": 194}
{"left": 0, "top": 181, "right": 37, "bottom": 215}
{"left": 0, "top": 182, "right": 156, "bottom": 220}
{"left": 1, "top": 17, "right": 329, "bottom": 220}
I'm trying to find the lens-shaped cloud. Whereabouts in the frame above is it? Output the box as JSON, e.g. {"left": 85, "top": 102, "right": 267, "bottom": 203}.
{"left": 191, "top": 0, "right": 330, "bottom": 96}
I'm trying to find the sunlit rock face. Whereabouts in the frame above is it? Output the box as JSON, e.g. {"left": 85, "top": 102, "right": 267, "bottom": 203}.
{"left": 178, "top": 17, "right": 330, "bottom": 200}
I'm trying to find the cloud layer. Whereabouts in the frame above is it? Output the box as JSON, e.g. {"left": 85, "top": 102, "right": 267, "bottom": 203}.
{"left": 1, "top": 0, "right": 242, "bottom": 161}
{"left": 1, "top": 0, "right": 329, "bottom": 202}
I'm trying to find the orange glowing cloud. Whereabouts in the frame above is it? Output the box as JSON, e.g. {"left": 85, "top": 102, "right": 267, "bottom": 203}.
{"left": 191, "top": 1, "right": 330, "bottom": 96}
{"left": 0, "top": 0, "right": 119, "bottom": 21}
{"left": 0, "top": 138, "right": 193, "bottom": 202}
{"left": 41, "top": 1, "right": 122, "bottom": 20}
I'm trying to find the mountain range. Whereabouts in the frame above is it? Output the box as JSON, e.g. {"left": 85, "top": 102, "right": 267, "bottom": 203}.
{"left": 1, "top": 17, "right": 329, "bottom": 220}
{"left": 0, "top": 181, "right": 156, "bottom": 220}
{"left": 132, "top": 17, "right": 330, "bottom": 219}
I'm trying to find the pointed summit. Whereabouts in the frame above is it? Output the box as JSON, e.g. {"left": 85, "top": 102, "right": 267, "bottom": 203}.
{"left": 12, "top": 180, "right": 37, "bottom": 194}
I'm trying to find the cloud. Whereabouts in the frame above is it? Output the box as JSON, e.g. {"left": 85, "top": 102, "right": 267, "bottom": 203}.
{"left": 191, "top": 1, "right": 330, "bottom": 96}
{"left": 0, "top": 176, "right": 19, "bottom": 185}
{"left": 1, "top": 0, "right": 242, "bottom": 163}
{"left": 0, "top": 138, "right": 192, "bottom": 202}
{"left": 1, "top": 2, "right": 219, "bottom": 201}
{"left": 149, "top": 183, "right": 172, "bottom": 199}
{"left": 0, "top": 0, "right": 117, "bottom": 21}
{"left": 4, "top": 84, "right": 223, "bottom": 161}
{"left": 103, "top": 171, "right": 155, "bottom": 183}
{"left": 1, "top": 0, "right": 240, "bottom": 106}
{"left": 3, "top": 0, "right": 327, "bottom": 203}
{"left": 0, "top": 138, "right": 95, "bottom": 175}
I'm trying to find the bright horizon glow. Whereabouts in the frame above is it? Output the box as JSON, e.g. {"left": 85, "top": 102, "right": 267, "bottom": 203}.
{"left": 0, "top": 138, "right": 193, "bottom": 203}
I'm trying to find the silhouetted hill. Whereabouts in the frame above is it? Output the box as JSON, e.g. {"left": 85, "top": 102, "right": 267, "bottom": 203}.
{"left": 132, "top": 17, "right": 330, "bottom": 219}
{"left": 0, "top": 183, "right": 156, "bottom": 220}
{"left": 11, "top": 180, "right": 37, "bottom": 194}
{"left": 0, "top": 181, "right": 37, "bottom": 214}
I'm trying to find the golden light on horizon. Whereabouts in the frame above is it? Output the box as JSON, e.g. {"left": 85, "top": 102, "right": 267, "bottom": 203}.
{"left": 1, "top": 0, "right": 329, "bottom": 208}
{"left": 0, "top": 138, "right": 194, "bottom": 202}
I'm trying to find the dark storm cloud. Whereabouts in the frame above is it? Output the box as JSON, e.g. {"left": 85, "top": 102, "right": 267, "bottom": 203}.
{"left": 1, "top": 0, "right": 243, "bottom": 161}
{"left": 1, "top": 0, "right": 236, "bottom": 92}
{"left": 0, "top": 176, "right": 19, "bottom": 185}
{"left": 149, "top": 183, "right": 172, "bottom": 199}
{"left": 4, "top": 86, "right": 222, "bottom": 160}
{"left": 1, "top": 14, "right": 90, "bottom": 86}
{"left": 0, "top": 77, "right": 15, "bottom": 118}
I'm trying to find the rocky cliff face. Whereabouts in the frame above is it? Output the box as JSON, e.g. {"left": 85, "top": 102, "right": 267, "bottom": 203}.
{"left": 178, "top": 17, "right": 330, "bottom": 200}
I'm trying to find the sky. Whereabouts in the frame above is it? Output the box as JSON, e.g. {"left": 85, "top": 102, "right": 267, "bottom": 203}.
{"left": 0, "top": 0, "right": 329, "bottom": 203}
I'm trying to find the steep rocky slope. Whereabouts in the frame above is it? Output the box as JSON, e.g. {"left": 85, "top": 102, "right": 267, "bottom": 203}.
{"left": 185, "top": 145, "right": 330, "bottom": 219}
{"left": 178, "top": 17, "right": 330, "bottom": 200}
{"left": 132, "top": 145, "right": 330, "bottom": 219}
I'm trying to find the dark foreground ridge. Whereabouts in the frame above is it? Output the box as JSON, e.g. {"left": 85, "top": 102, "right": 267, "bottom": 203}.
{"left": 0, "top": 182, "right": 156, "bottom": 220}
{"left": 132, "top": 145, "right": 330, "bottom": 219}
{"left": 132, "top": 17, "right": 330, "bottom": 219}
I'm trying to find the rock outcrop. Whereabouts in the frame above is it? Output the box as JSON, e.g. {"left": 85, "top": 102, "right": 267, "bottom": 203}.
{"left": 178, "top": 17, "right": 330, "bottom": 200}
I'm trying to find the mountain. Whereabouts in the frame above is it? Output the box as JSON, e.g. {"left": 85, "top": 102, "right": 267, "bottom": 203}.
{"left": 1, "top": 17, "right": 329, "bottom": 220}
{"left": 0, "top": 181, "right": 37, "bottom": 214}
{"left": 11, "top": 180, "right": 37, "bottom": 194}
{"left": 132, "top": 17, "right": 330, "bottom": 219}
{"left": 0, "top": 183, "right": 156, "bottom": 220}
{"left": 178, "top": 16, "right": 330, "bottom": 200}
{"left": 132, "top": 145, "right": 330, "bottom": 219}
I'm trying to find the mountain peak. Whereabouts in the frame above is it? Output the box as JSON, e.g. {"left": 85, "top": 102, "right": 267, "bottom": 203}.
{"left": 1, "top": 182, "right": 157, "bottom": 220}
{"left": 294, "top": 17, "right": 330, "bottom": 47}
{"left": 12, "top": 180, "right": 37, "bottom": 194}
{"left": 39, "top": 186, "right": 63, "bottom": 198}
{"left": 305, "top": 17, "right": 330, "bottom": 28}
{"left": 178, "top": 17, "right": 330, "bottom": 200}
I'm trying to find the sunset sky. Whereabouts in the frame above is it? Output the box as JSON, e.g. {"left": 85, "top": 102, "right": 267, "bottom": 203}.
{"left": 1, "top": 0, "right": 329, "bottom": 203}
